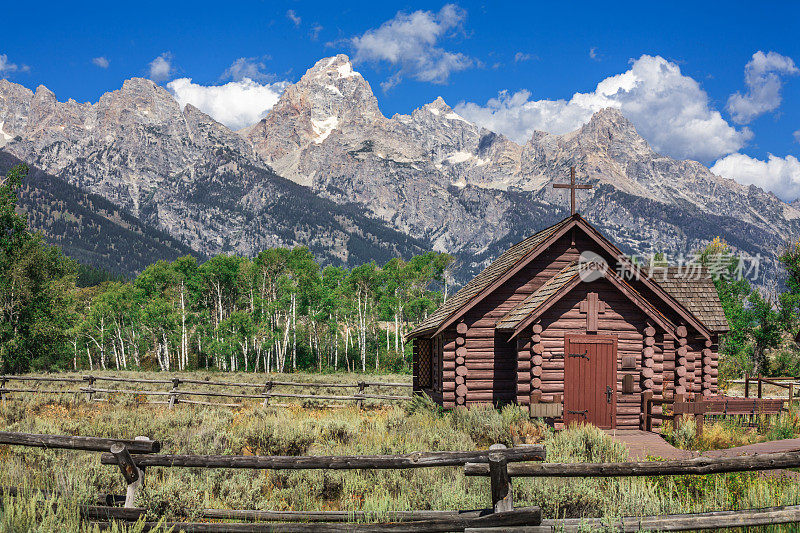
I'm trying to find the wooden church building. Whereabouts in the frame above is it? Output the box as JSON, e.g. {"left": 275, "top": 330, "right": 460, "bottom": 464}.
{"left": 409, "top": 177, "right": 728, "bottom": 429}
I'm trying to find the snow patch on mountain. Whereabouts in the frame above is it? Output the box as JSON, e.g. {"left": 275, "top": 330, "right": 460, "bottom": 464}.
{"left": 0, "top": 121, "right": 12, "bottom": 147}
{"left": 312, "top": 116, "right": 339, "bottom": 143}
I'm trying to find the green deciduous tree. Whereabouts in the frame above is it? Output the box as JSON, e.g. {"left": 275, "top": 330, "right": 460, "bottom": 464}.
{"left": 0, "top": 164, "right": 76, "bottom": 373}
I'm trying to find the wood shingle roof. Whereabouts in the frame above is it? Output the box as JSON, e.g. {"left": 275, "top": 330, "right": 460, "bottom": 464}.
{"left": 408, "top": 215, "right": 729, "bottom": 339}
{"left": 495, "top": 261, "right": 582, "bottom": 330}
{"left": 408, "top": 216, "right": 574, "bottom": 337}
{"left": 645, "top": 266, "right": 729, "bottom": 332}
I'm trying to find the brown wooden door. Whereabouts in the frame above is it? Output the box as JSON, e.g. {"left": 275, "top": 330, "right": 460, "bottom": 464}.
{"left": 564, "top": 335, "right": 617, "bottom": 429}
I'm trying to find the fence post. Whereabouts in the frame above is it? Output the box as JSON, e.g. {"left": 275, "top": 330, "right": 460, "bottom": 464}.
{"left": 168, "top": 378, "right": 181, "bottom": 409}
{"left": 357, "top": 381, "right": 365, "bottom": 409}
{"left": 744, "top": 373, "right": 749, "bottom": 398}
{"left": 789, "top": 383, "right": 794, "bottom": 409}
{"left": 673, "top": 393, "right": 686, "bottom": 431}
{"left": 262, "top": 380, "right": 273, "bottom": 407}
{"left": 111, "top": 436, "right": 149, "bottom": 508}
{"left": 0, "top": 376, "right": 6, "bottom": 402}
{"left": 641, "top": 390, "right": 654, "bottom": 432}
{"left": 84, "top": 375, "right": 95, "bottom": 402}
{"left": 488, "top": 443, "right": 513, "bottom": 513}
{"left": 529, "top": 390, "right": 542, "bottom": 419}
{"left": 757, "top": 374, "right": 763, "bottom": 399}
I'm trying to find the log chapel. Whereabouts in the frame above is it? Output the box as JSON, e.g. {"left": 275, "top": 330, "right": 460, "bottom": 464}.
{"left": 409, "top": 173, "right": 728, "bottom": 430}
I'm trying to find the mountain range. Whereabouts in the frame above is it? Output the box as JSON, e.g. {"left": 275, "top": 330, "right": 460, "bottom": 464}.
{"left": 1, "top": 54, "right": 798, "bottom": 284}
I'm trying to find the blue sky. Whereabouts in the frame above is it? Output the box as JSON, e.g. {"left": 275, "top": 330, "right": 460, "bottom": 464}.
{"left": 2, "top": 0, "right": 799, "bottom": 199}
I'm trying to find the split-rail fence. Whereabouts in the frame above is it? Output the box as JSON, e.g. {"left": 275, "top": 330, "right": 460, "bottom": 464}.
{"left": 641, "top": 390, "right": 791, "bottom": 437}
{"left": 2, "top": 430, "right": 800, "bottom": 531}
{"left": 0, "top": 374, "right": 412, "bottom": 409}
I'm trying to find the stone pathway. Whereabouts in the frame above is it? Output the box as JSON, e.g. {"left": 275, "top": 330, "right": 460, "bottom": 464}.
{"left": 605, "top": 429, "right": 693, "bottom": 460}
{"left": 606, "top": 430, "right": 800, "bottom": 477}
{"left": 702, "top": 437, "right": 800, "bottom": 458}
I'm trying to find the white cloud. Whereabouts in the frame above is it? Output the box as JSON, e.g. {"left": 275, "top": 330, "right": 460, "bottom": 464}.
{"left": 711, "top": 153, "right": 800, "bottom": 202}
{"left": 222, "top": 57, "right": 270, "bottom": 82}
{"left": 514, "top": 52, "right": 534, "bottom": 63}
{"left": 351, "top": 4, "right": 473, "bottom": 89}
{"left": 286, "top": 9, "right": 301, "bottom": 27}
{"left": 455, "top": 54, "right": 751, "bottom": 162}
{"left": 589, "top": 47, "right": 599, "bottom": 61}
{"left": 92, "top": 56, "right": 110, "bottom": 69}
{"left": 0, "top": 53, "right": 29, "bottom": 75}
{"left": 148, "top": 52, "right": 173, "bottom": 82}
{"left": 310, "top": 24, "right": 323, "bottom": 41}
{"left": 795, "top": 130, "right": 800, "bottom": 144}
{"left": 167, "top": 77, "right": 288, "bottom": 130}
{"left": 727, "top": 51, "right": 798, "bottom": 124}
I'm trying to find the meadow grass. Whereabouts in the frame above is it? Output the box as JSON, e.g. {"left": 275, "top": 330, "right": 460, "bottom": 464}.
{"left": 661, "top": 408, "right": 800, "bottom": 451}
{"left": 1, "top": 371, "right": 799, "bottom": 531}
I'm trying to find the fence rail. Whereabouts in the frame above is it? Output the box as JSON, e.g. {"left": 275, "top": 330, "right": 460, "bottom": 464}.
{"left": 99, "top": 447, "right": 545, "bottom": 470}
{"left": 3, "top": 429, "right": 800, "bottom": 531}
{"left": 0, "top": 431, "right": 160, "bottom": 453}
{"left": 466, "top": 505, "right": 800, "bottom": 533}
{"left": 0, "top": 374, "right": 412, "bottom": 408}
{"left": 641, "top": 391, "right": 789, "bottom": 436}
{"left": 741, "top": 373, "right": 798, "bottom": 405}
{"left": 464, "top": 450, "right": 800, "bottom": 477}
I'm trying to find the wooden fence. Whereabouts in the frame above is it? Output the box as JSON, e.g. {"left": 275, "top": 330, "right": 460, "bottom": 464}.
{"left": 464, "top": 449, "right": 800, "bottom": 532}
{"left": 2, "top": 430, "right": 800, "bottom": 531}
{"left": 0, "top": 430, "right": 543, "bottom": 532}
{"left": 641, "top": 391, "right": 788, "bottom": 437}
{"left": 741, "top": 373, "right": 798, "bottom": 405}
{"left": 0, "top": 374, "right": 412, "bottom": 409}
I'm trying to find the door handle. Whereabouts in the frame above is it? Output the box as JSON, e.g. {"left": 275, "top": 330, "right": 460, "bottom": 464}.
{"left": 606, "top": 386, "right": 613, "bottom": 403}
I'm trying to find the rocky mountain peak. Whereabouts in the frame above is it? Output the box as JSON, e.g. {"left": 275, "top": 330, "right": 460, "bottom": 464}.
{"left": 0, "top": 78, "right": 32, "bottom": 96}
{"left": 424, "top": 96, "right": 451, "bottom": 113}
{"left": 33, "top": 85, "right": 57, "bottom": 102}
{"left": 575, "top": 107, "right": 646, "bottom": 146}
{"left": 122, "top": 76, "right": 157, "bottom": 89}
{"left": 291, "top": 54, "right": 382, "bottom": 121}
{"left": 241, "top": 55, "right": 387, "bottom": 180}
{"left": 306, "top": 54, "right": 360, "bottom": 80}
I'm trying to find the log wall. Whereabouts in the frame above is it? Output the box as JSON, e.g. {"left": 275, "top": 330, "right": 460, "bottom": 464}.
{"left": 532, "top": 280, "right": 655, "bottom": 429}
{"left": 455, "top": 234, "right": 584, "bottom": 407}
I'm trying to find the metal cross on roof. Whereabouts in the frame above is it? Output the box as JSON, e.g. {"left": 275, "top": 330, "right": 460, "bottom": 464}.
{"left": 553, "top": 166, "right": 592, "bottom": 215}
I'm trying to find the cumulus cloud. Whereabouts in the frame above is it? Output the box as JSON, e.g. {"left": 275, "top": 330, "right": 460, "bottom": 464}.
{"left": 455, "top": 54, "right": 751, "bottom": 162}
{"left": 222, "top": 57, "right": 271, "bottom": 82}
{"left": 727, "top": 51, "right": 798, "bottom": 124}
{"left": 92, "top": 56, "right": 110, "bottom": 69}
{"left": 711, "top": 153, "right": 800, "bottom": 202}
{"left": 0, "top": 53, "right": 29, "bottom": 75}
{"left": 148, "top": 52, "right": 173, "bottom": 82}
{"left": 351, "top": 4, "right": 473, "bottom": 89}
{"left": 167, "top": 77, "right": 288, "bottom": 130}
{"left": 286, "top": 9, "right": 301, "bottom": 27}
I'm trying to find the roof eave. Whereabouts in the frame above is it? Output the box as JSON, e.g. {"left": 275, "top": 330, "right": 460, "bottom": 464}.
{"left": 573, "top": 216, "right": 713, "bottom": 340}
{"left": 504, "top": 266, "right": 680, "bottom": 342}
{"left": 432, "top": 216, "right": 578, "bottom": 337}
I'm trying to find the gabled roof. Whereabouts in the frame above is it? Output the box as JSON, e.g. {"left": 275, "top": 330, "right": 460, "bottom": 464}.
{"left": 495, "top": 261, "right": 680, "bottom": 340}
{"left": 495, "top": 261, "right": 582, "bottom": 330}
{"left": 408, "top": 215, "right": 574, "bottom": 337}
{"left": 646, "top": 267, "right": 729, "bottom": 332}
{"left": 408, "top": 214, "right": 726, "bottom": 340}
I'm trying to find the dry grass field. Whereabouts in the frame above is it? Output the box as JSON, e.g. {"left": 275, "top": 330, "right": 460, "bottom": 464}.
{"left": 1, "top": 371, "right": 799, "bottom": 531}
